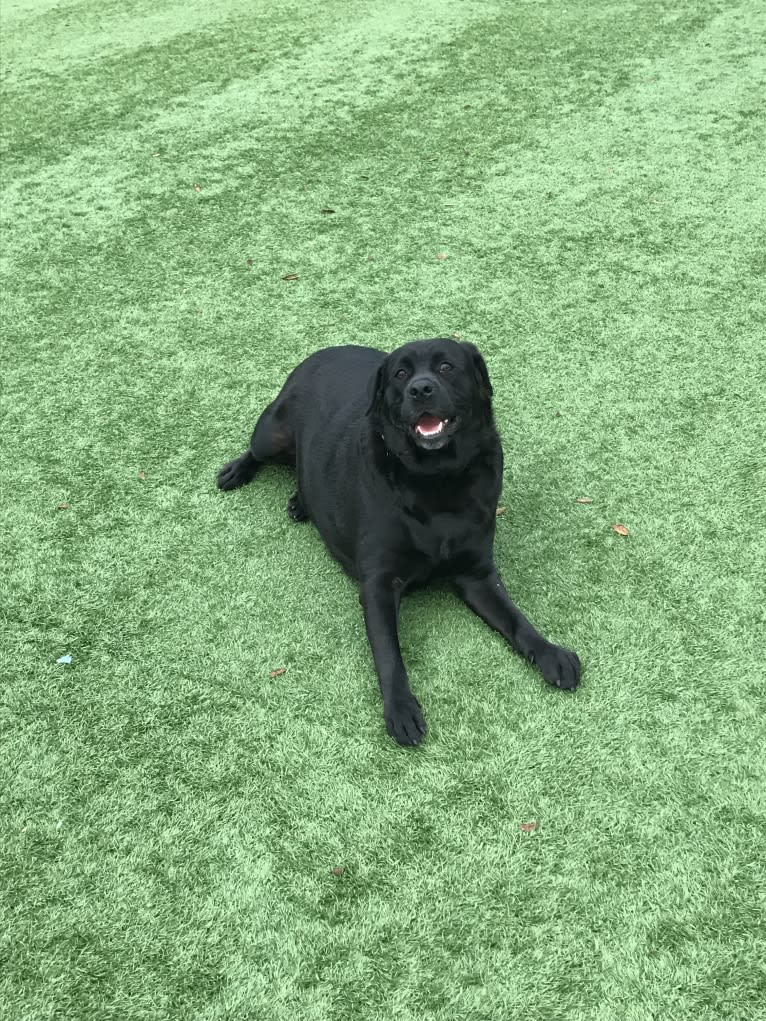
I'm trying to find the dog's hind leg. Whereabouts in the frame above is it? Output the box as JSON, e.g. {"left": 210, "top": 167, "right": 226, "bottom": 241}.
{"left": 216, "top": 448, "right": 260, "bottom": 491}
{"left": 216, "top": 398, "right": 296, "bottom": 491}
{"left": 287, "top": 492, "right": 309, "bottom": 521}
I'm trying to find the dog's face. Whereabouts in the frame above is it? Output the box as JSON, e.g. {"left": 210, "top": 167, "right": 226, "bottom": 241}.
{"left": 368, "top": 338, "right": 494, "bottom": 467}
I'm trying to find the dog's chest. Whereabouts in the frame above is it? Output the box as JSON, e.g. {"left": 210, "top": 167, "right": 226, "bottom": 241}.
{"left": 402, "top": 497, "right": 490, "bottom": 566}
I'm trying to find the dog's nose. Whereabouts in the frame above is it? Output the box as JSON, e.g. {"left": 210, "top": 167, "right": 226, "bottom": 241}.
{"left": 408, "top": 377, "right": 435, "bottom": 400}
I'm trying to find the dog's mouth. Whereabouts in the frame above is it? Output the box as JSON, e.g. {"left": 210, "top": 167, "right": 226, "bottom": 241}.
{"left": 411, "top": 413, "right": 458, "bottom": 449}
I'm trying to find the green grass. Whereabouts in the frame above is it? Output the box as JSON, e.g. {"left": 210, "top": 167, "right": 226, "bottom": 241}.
{"left": 2, "top": 0, "right": 765, "bottom": 1017}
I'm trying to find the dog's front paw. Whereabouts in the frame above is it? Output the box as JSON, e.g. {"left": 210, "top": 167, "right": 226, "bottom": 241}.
{"left": 384, "top": 693, "right": 427, "bottom": 746}
{"left": 534, "top": 643, "right": 581, "bottom": 691}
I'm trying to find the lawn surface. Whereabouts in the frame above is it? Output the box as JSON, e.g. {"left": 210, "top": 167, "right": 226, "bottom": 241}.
{"left": 2, "top": 1, "right": 765, "bottom": 1018}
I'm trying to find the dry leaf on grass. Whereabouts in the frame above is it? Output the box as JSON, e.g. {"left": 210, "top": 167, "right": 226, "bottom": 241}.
{"left": 269, "top": 667, "right": 287, "bottom": 678}
{"left": 330, "top": 866, "right": 345, "bottom": 876}
{"left": 138, "top": 471, "right": 146, "bottom": 480}
{"left": 436, "top": 252, "right": 448, "bottom": 260}
{"left": 56, "top": 502, "right": 69, "bottom": 510}
{"left": 575, "top": 497, "right": 593, "bottom": 504}
{"left": 282, "top": 274, "right": 299, "bottom": 281}
{"left": 612, "top": 523, "right": 630, "bottom": 536}
{"left": 496, "top": 506, "right": 507, "bottom": 516}
{"left": 520, "top": 821, "right": 539, "bottom": 833}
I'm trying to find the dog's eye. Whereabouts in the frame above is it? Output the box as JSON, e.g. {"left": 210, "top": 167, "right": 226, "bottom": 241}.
{"left": 438, "top": 361, "right": 453, "bottom": 373}
{"left": 395, "top": 368, "right": 408, "bottom": 380}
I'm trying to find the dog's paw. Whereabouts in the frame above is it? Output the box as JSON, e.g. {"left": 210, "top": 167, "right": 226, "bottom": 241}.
{"left": 287, "top": 493, "right": 309, "bottom": 522}
{"left": 534, "top": 643, "right": 581, "bottom": 691}
{"left": 216, "top": 453, "right": 257, "bottom": 491}
{"left": 384, "top": 693, "right": 427, "bottom": 746}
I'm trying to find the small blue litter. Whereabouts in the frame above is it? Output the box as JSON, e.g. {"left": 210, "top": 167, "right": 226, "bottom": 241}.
{"left": 56, "top": 654, "right": 72, "bottom": 665}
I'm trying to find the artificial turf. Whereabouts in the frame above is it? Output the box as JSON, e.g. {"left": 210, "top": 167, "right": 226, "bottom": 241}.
{"left": 2, "top": 0, "right": 765, "bottom": 1018}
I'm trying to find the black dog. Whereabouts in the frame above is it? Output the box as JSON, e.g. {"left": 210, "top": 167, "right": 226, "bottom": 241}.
{"left": 217, "top": 338, "right": 580, "bottom": 744}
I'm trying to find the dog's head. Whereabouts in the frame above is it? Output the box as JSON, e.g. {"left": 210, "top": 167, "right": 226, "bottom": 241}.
{"left": 367, "top": 338, "right": 495, "bottom": 470}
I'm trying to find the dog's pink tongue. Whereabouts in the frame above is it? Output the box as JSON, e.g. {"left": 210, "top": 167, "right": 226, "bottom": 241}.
{"left": 415, "top": 414, "right": 445, "bottom": 436}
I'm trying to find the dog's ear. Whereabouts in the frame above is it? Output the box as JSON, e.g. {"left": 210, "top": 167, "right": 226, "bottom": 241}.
{"left": 366, "top": 356, "right": 389, "bottom": 417}
{"left": 462, "top": 342, "right": 493, "bottom": 400}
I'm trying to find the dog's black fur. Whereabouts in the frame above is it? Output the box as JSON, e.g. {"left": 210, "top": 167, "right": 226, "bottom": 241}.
{"left": 217, "top": 338, "right": 580, "bottom": 744}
